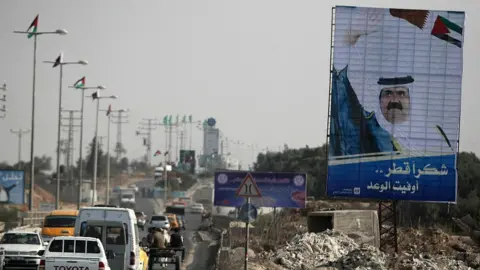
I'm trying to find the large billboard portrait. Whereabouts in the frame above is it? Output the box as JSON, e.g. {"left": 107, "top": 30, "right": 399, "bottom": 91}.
{"left": 327, "top": 6, "right": 465, "bottom": 202}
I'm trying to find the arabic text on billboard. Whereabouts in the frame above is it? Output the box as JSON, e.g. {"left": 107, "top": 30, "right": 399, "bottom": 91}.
{"left": 214, "top": 171, "right": 307, "bottom": 208}
{"left": 327, "top": 6, "right": 464, "bottom": 202}
{"left": 0, "top": 170, "right": 25, "bottom": 205}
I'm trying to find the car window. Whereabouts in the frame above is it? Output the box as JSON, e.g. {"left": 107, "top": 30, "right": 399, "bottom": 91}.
{"left": 75, "top": 240, "right": 86, "bottom": 253}
{"left": 151, "top": 216, "right": 166, "bottom": 221}
{"left": 106, "top": 226, "right": 126, "bottom": 245}
{"left": 49, "top": 239, "right": 63, "bottom": 252}
{"left": 1, "top": 233, "right": 39, "bottom": 245}
{"left": 87, "top": 241, "right": 101, "bottom": 254}
{"left": 43, "top": 216, "right": 76, "bottom": 228}
{"left": 81, "top": 224, "right": 103, "bottom": 240}
{"left": 64, "top": 240, "right": 74, "bottom": 253}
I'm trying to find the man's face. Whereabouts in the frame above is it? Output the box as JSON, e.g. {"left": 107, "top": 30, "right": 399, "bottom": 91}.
{"left": 379, "top": 86, "right": 410, "bottom": 124}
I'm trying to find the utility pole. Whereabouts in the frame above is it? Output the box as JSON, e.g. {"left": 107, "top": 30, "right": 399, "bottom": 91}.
{"left": 10, "top": 128, "right": 30, "bottom": 166}
{"left": 0, "top": 82, "right": 6, "bottom": 119}
{"left": 136, "top": 118, "right": 159, "bottom": 167}
{"left": 60, "top": 109, "right": 81, "bottom": 187}
{"left": 60, "top": 109, "right": 80, "bottom": 203}
{"left": 110, "top": 109, "right": 129, "bottom": 159}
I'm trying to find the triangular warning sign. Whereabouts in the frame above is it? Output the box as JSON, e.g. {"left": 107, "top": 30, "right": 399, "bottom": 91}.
{"left": 236, "top": 173, "right": 261, "bottom": 197}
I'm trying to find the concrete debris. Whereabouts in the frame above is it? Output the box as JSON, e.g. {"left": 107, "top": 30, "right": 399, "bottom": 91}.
{"left": 271, "top": 230, "right": 358, "bottom": 269}
{"left": 262, "top": 230, "right": 474, "bottom": 270}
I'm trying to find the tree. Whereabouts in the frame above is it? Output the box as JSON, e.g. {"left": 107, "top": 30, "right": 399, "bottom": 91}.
{"left": 85, "top": 136, "right": 105, "bottom": 178}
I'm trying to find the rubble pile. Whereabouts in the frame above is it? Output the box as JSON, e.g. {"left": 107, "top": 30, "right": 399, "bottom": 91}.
{"left": 258, "top": 230, "right": 475, "bottom": 270}
{"left": 269, "top": 230, "right": 360, "bottom": 269}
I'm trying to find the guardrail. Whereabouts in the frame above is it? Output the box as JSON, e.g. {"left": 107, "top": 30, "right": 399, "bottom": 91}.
{"left": 22, "top": 211, "right": 50, "bottom": 226}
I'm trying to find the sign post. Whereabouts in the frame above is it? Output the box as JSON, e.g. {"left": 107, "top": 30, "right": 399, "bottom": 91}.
{"left": 236, "top": 173, "right": 261, "bottom": 270}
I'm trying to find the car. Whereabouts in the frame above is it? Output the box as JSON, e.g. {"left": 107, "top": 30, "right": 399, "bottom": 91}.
{"left": 136, "top": 211, "right": 147, "bottom": 231}
{"left": 129, "top": 184, "right": 139, "bottom": 193}
{"left": 0, "top": 230, "right": 47, "bottom": 270}
{"left": 149, "top": 215, "right": 170, "bottom": 230}
{"left": 38, "top": 236, "right": 113, "bottom": 270}
{"left": 189, "top": 203, "right": 204, "bottom": 214}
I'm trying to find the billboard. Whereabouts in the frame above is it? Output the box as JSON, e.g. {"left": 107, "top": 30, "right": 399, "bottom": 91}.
{"left": 203, "top": 127, "right": 219, "bottom": 156}
{"left": 214, "top": 171, "right": 307, "bottom": 208}
{"left": 327, "top": 6, "right": 464, "bottom": 202}
{"left": 0, "top": 170, "right": 25, "bottom": 204}
{"left": 179, "top": 150, "right": 196, "bottom": 174}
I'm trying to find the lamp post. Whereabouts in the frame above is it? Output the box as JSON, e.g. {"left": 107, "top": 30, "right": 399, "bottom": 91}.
{"left": 100, "top": 107, "right": 128, "bottom": 204}
{"left": 44, "top": 53, "right": 88, "bottom": 210}
{"left": 87, "top": 92, "right": 117, "bottom": 205}
{"left": 69, "top": 81, "right": 106, "bottom": 208}
{"left": 13, "top": 15, "right": 67, "bottom": 211}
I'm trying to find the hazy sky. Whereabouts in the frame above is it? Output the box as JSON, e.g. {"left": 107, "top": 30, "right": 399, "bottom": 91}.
{"left": 0, "top": 0, "right": 477, "bottom": 166}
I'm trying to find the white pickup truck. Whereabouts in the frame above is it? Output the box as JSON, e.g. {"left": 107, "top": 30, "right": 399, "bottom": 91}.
{"left": 38, "top": 236, "right": 114, "bottom": 270}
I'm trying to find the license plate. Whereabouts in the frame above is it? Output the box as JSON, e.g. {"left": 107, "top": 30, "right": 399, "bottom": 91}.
{"left": 10, "top": 256, "right": 24, "bottom": 260}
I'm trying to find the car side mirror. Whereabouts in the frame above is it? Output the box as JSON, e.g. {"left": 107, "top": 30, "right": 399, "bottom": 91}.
{"left": 43, "top": 242, "right": 48, "bottom": 246}
{"left": 106, "top": 250, "right": 116, "bottom": 259}
{"left": 37, "top": 250, "right": 45, "bottom": 256}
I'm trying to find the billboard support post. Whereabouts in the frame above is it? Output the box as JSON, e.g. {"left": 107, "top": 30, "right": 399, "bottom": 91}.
{"left": 244, "top": 197, "right": 250, "bottom": 270}
{"left": 378, "top": 201, "right": 398, "bottom": 253}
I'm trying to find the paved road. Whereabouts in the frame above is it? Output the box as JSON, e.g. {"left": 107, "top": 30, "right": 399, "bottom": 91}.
{"left": 134, "top": 179, "right": 208, "bottom": 270}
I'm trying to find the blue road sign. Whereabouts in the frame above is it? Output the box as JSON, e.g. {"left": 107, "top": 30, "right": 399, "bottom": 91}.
{"left": 207, "top": 117, "right": 216, "bottom": 127}
{"left": 238, "top": 202, "right": 257, "bottom": 223}
{"left": 214, "top": 171, "right": 307, "bottom": 208}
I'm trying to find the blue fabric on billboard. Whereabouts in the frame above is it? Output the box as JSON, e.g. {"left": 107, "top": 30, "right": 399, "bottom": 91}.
{"left": 0, "top": 170, "right": 25, "bottom": 205}
{"left": 327, "top": 6, "right": 464, "bottom": 202}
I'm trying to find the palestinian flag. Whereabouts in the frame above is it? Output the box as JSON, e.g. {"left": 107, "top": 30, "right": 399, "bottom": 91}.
{"left": 53, "top": 52, "right": 63, "bottom": 68}
{"left": 74, "top": 76, "right": 85, "bottom": 89}
{"left": 154, "top": 150, "right": 161, "bottom": 156}
{"left": 431, "top": 15, "right": 463, "bottom": 48}
{"left": 106, "top": 104, "right": 112, "bottom": 116}
{"left": 27, "top": 15, "right": 39, "bottom": 39}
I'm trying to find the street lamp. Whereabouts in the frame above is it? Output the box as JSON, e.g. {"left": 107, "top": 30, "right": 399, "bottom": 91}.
{"left": 69, "top": 79, "right": 106, "bottom": 208}
{"left": 87, "top": 92, "right": 117, "bottom": 205}
{"left": 0, "top": 82, "right": 6, "bottom": 119}
{"left": 44, "top": 52, "right": 88, "bottom": 210}
{"left": 14, "top": 14, "right": 67, "bottom": 211}
{"left": 100, "top": 107, "right": 129, "bottom": 204}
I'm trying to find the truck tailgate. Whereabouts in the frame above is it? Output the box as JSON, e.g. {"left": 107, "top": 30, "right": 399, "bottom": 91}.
{"left": 45, "top": 257, "right": 99, "bottom": 270}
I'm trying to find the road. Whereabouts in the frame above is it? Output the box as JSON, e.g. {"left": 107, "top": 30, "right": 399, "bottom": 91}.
{"left": 134, "top": 179, "right": 210, "bottom": 270}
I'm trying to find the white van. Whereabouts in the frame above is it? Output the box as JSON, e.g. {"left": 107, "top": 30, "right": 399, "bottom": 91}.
{"left": 74, "top": 207, "right": 148, "bottom": 270}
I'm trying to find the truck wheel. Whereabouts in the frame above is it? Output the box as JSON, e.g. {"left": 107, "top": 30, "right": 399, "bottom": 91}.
{"left": 175, "top": 255, "right": 181, "bottom": 270}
